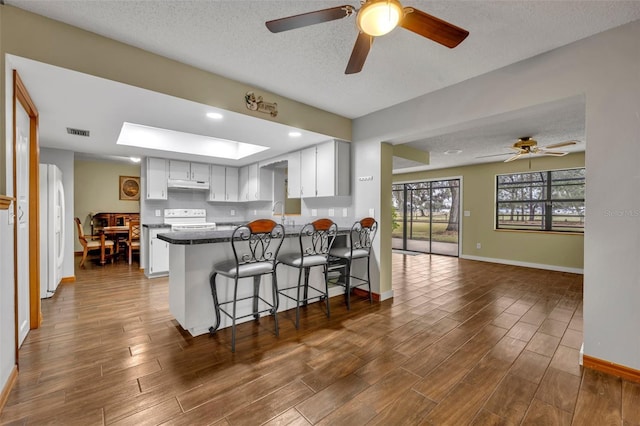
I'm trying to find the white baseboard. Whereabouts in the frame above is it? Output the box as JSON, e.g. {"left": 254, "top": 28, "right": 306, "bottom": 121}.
{"left": 379, "top": 289, "right": 394, "bottom": 301}
{"left": 460, "top": 254, "right": 584, "bottom": 274}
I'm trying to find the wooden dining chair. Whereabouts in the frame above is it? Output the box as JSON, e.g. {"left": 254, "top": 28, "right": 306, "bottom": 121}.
{"left": 126, "top": 220, "right": 141, "bottom": 265}
{"left": 75, "top": 217, "right": 114, "bottom": 268}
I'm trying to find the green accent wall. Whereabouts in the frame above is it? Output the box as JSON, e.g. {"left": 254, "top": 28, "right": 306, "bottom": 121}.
{"left": 74, "top": 159, "right": 140, "bottom": 252}
{"left": 393, "top": 152, "right": 585, "bottom": 271}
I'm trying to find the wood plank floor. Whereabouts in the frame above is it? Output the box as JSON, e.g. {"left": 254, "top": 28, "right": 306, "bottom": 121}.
{"left": 2, "top": 253, "right": 639, "bottom": 425}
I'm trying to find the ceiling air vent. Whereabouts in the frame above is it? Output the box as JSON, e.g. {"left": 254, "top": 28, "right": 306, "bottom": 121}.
{"left": 66, "top": 127, "right": 90, "bottom": 137}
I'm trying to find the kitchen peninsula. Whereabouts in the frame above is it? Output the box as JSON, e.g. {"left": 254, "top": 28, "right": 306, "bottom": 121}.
{"left": 158, "top": 225, "right": 351, "bottom": 336}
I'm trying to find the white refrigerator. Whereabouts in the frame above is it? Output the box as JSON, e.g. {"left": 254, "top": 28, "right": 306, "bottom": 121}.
{"left": 39, "top": 164, "right": 65, "bottom": 299}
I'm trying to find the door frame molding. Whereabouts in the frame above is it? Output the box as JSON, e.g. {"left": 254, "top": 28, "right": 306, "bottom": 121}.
{"left": 12, "top": 70, "right": 41, "bottom": 363}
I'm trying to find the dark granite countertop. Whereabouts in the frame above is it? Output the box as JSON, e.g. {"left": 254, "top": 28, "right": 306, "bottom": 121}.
{"left": 143, "top": 222, "right": 244, "bottom": 230}
{"left": 143, "top": 223, "right": 172, "bottom": 229}
{"left": 157, "top": 225, "right": 351, "bottom": 245}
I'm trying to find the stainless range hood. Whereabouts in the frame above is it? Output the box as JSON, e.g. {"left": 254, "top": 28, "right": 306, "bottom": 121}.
{"left": 167, "top": 178, "right": 210, "bottom": 190}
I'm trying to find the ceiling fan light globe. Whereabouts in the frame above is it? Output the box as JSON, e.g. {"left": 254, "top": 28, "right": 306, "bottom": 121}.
{"left": 357, "top": 0, "right": 403, "bottom": 36}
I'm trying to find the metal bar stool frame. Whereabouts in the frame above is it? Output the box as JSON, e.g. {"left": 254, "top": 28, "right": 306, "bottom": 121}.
{"left": 209, "top": 219, "right": 285, "bottom": 352}
{"left": 329, "top": 217, "right": 378, "bottom": 310}
{"left": 276, "top": 218, "right": 338, "bottom": 329}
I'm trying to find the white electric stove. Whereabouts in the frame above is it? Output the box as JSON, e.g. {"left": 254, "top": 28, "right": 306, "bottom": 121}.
{"left": 164, "top": 208, "right": 217, "bottom": 231}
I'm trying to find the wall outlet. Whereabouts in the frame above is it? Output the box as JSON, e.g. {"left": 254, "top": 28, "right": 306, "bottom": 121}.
{"left": 328, "top": 208, "right": 335, "bottom": 217}
{"left": 464, "top": 210, "right": 471, "bottom": 217}
{"left": 476, "top": 243, "right": 481, "bottom": 249}
{"left": 230, "top": 209, "right": 235, "bottom": 216}
{"left": 311, "top": 209, "right": 317, "bottom": 217}
{"left": 369, "top": 208, "right": 375, "bottom": 217}
{"left": 343, "top": 208, "right": 348, "bottom": 217}
{"left": 254, "top": 209, "right": 257, "bottom": 216}
{"left": 155, "top": 209, "right": 161, "bottom": 217}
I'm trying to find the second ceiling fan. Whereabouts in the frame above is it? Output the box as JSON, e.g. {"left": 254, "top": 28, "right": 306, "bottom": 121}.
{"left": 266, "top": 0, "right": 469, "bottom": 74}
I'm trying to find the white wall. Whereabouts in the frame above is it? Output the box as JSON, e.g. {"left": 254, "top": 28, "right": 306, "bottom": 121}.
{"left": 1, "top": 53, "right": 17, "bottom": 403}
{"left": 0, "top": 208, "right": 16, "bottom": 399}
{"left": 40, "top": 148, "right": 75, "bottom": 280}
{"left": 354, "top": 20, "right": 640, "bottom": 370}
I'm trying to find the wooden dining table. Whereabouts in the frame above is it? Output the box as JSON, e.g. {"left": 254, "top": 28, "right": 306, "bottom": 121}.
{"left": 99, "top": 225, "right": 130, "bottom": 265}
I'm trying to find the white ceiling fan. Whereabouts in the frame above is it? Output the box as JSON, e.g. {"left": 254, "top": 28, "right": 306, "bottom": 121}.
{"left": 479, "top": 137, "right": 579, "bottom": 165}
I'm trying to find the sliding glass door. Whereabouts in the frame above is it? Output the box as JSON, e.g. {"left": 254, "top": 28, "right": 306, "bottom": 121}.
{"left": 392, "top": 179, "right": 460, "bottom": 256}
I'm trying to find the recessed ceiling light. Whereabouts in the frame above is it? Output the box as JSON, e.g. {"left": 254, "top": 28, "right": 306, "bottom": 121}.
{"left": 444, "top": 149, "right": 462, "bottom": 155}
{"left": 206, "top": 112, "right": 223, "bottom": 120}
{"left": 130, "top": 156, "right": 141, "bottom": 163}
{"left": 288, "top": 131, "right": 302, "bottom": 137}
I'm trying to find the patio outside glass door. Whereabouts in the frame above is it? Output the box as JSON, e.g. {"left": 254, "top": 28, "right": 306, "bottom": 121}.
{"left": 392, "top": 179, "right": 460, "bottom": 256}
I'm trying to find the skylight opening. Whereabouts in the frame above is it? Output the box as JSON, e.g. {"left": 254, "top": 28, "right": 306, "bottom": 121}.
{"left": 116, "top": 122, "right": 269, "bottom": 160}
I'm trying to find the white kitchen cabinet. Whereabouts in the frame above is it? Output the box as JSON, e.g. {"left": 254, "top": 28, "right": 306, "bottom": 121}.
{"left": 239, "top": 163, "right": 273, "bottom": 201}
{"left": 168, "top": 160, "right": 190, "bottom": 180}
{"left": 238, "top": 165, "right": 249, "bottom": 201}
{"left": 287, "top": 151, "right": 301, "bottom": 198}
{"left": 147, "top": 227, "right": 170, "bottom": 277}
{"left": 316, "top": 140, "right": 350, "bottom": 197}
{"left": 169, "top": 160, "right": 210, "bottom": 182}
{"left": 285, "top": 140, "right": 350, "bottom": 199}
{"left": 300, "top": 146, "right": 316, "bottom": 198}
{"left": 226, "top": 167, "right": 239, "bottom": 201}
{"left": 190, "top": 162, "right": 210, "bottom": 182}
{"left": 146, "top": 157, "right": 168, "bottom": 200}
{"left": 208, "top": 165, "right": 239, "bottom": 202}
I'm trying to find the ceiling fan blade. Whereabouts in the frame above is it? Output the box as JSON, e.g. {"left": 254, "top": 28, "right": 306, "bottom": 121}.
{"left": 541, "top": 140, "right": 578, "bottom": 150}
{"left": 540, "top": 151, "right": 569, "bottom": 157}
{"left": 400, "top": 7, "right": 469, "bottom": 48}
{"left": 504, "top": 153, "right": 523, "bottom": 162}
{"left": 476, "top": 152, "right": 512, "bottom": 159}
{"left": 266, "top": 5, "right": 354, "bottom": 33}
{"left": 345, "top": 32, "right": 373, "bottom": 74}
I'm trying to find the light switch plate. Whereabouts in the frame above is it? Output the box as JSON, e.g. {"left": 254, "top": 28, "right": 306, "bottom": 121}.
{"left": 311, "top": 209, "right": 317, "bottom": 217}
{"left": 369, "top": 208, "right": 375, "bottom": 217}
{"left": 155, "top": 209, "right": 161, "bottom": 217}
{"left": 464, "top": 211, "right": 471, "bottom": 217}
{"left": 343, "top": 208, "right": 348, "bottom": 217}
{"left": 230, "top": 209, "right": 235, "bottom": 216}
{"left": 328, "top": 208, "right": 334, "bottom": 217}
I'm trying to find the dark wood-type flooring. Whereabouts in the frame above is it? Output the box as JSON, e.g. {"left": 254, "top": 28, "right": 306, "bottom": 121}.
{"left": 2, "top": 253, "right": 640, "bottom": 425}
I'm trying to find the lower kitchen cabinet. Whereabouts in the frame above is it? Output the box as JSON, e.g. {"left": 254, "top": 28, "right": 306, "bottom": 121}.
{"left": 146, "top": 227, "right": 170, "bottom": 277}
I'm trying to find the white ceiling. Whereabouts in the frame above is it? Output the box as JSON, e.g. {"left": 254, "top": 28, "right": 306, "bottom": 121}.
{"left": 5, "top": 1, "right": 640, "bottom": 170}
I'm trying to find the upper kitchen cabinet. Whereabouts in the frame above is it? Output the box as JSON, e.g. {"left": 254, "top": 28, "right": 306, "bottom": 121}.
{"left": 239, "top": 163, "right": 273, "bottom": 202}
{"left": 146, "top": 157, "right": 168, "bottom": 200}
{"left": 168, "top": 160, "right": 210, "bottom": 182}
{"left": 316, "top": 140, "right": 350, "bottom": 197}
{"left": 287, "top": 140, "right": 350, "bottom": 198}
{"left": 208, "top": 165, "right": 239, "bottom": 202}
{"left": 287, "top": 151, "right": 301, "bottom": 198}
{"left": 300, "top": 146, "right": 317, "bottom": 198}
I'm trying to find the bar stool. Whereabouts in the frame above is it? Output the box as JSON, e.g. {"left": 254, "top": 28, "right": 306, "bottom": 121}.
{"left": 276, "top": 218, "right": 338, "bottom": 329}
{"left": 329, "top": 217, "right": 378, "bottom": 310}
{"left": 209, "top": 219, "right": 285, "bottom": 352}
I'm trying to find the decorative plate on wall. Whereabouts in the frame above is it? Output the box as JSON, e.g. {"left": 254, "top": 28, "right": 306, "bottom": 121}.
{"left": 119, "top": 176, "right": 140, "bottom": 201}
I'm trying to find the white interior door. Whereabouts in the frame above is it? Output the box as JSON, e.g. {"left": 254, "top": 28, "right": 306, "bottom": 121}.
{"left": 16, "top": 100, "right": 30, "bottom": 346}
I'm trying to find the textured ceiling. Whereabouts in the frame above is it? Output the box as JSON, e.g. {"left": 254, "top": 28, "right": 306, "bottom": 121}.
{"left": 4, "top": 1, "right": 640, "bottom": 171}
{"left": 7, "top": 1, "right": 640, "bottom": 119}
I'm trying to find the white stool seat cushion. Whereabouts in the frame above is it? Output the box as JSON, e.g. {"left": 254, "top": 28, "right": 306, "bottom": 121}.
{"left": 278, "top": 253, "right": 328, "bottom": 268}
{"left": 213, "top": 259, "right": 274, "bottom": 278}
{"left": 329, "top": 247, "right": 369, "bottom": 259}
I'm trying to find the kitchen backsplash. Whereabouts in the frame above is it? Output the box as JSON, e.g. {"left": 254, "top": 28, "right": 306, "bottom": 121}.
{"left": 141, "top": 188, "right": 356, "bottom": 227}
